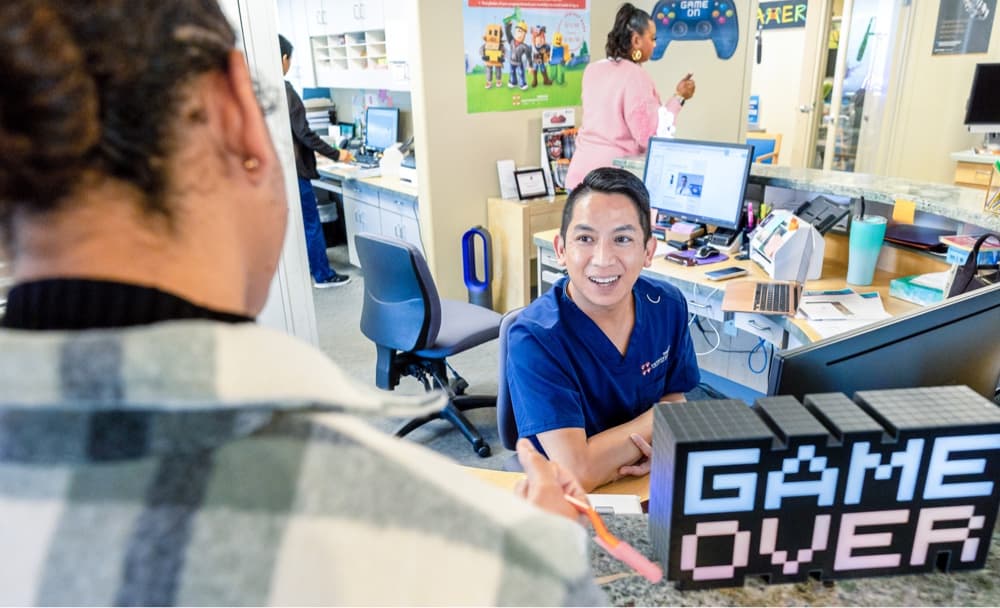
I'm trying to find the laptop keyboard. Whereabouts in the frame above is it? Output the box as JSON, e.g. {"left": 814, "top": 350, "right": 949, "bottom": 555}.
{"left": 753, "top": 283, "right": 790, "bottom": 313}
{"left": 353, "top": 153, "right": 379, "bottom": 167}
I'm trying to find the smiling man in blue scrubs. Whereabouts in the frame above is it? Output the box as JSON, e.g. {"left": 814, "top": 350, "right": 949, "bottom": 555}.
{"left": 508, "top": 167, "right": 700, "bottom": 491}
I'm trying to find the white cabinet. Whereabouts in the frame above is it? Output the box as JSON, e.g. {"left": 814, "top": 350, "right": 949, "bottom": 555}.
{"left": 307, "top": 0, "right": 413, "bottom": 91}
{"left": 378, "top": 190, "right": 422, "bottom": 252}
{"left": 341, "top": 179, "right": 422, "bottom": 266}
{"left": 276, "top": 0, "right": 317, "bottom": 89}
{"left": 342, "top": 181, "right": 382, "bottom": 267}
{"left": 308, "top": 0, "right": 384, "bottom": 36}
{"left": 343, "top": 0, "right": 384, "bottom": 32}
{"left": 383, "top": 0, "right": 414, "bottom": 89}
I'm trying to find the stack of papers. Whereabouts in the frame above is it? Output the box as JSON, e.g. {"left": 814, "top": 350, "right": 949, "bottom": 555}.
{"left": 796, "top": 289, "right": 891, "bottom": 339}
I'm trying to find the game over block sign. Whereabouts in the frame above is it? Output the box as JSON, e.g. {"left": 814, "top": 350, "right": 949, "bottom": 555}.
{"left": 649, "top": 386, "right": 1000, "bottom": 589}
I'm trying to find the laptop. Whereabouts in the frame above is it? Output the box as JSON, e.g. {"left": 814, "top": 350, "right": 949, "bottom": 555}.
{"left": 721, "top": 237, "right": 814, "bottom": 315}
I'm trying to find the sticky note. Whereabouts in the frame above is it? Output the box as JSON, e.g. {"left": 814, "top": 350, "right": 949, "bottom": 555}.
{"left": 893, "top": 198, "right": 916, "bottom": 224}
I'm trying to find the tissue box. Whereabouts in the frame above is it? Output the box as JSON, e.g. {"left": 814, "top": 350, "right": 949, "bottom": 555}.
{"left": 889, "top": 274, "right": 944, "bottom": 306}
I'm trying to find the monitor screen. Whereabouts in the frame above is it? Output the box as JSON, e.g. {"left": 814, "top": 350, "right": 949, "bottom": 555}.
{"left": 364, "top": 107, "right": 400, "bottom": 151}
{"left": 642, "top": 138, "right": 752, "bottom": 230}
{"left": 965, "top": 62, "right": 1000, "bottom": 132}
{"left": 768, "top": 283, "right": 1000, "bottom": 402}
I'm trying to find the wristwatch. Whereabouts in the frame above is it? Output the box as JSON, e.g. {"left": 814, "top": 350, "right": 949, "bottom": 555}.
{"left": 673, "top": 95, "right": 686, "bottom": 107}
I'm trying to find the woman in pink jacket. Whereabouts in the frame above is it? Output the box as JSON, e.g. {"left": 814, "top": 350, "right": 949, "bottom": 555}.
{"left": 565, "top": 3, "right": 696, "bottom": 190}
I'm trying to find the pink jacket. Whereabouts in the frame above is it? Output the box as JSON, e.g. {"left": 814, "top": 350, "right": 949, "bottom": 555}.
{"left": 565, "top": 59, "right": 683, "bottom": 190}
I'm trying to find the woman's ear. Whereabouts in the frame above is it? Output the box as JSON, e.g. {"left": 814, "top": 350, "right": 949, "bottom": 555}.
{"left": 222, "top": 50, "right": 275, "bottom": 183}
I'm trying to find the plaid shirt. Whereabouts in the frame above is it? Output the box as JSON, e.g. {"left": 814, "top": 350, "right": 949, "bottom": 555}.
{"left": 0, "top": 321, "right": 604, "bottom": 606}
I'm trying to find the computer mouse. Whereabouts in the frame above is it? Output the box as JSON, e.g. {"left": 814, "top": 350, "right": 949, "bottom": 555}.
{"left": 695, "top": 245, "right": 717, "bottom": 259}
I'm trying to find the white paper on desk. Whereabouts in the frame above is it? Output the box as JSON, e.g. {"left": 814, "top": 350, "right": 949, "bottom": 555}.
{"left": 806, "top": 317, "right": 889, "bottom": 339}
{"left": 798, "top": 290, "right": 890, "bottom": 338}
{"left": 586, "top": 494, "right": 643, "bottom": 515}
{"left": 798, "top": 291, "right": 888, "bottom": 321}
{"left": 910, "top": 271, "right": 950, "bottom": 290}
{"left": 497, "top": 159, "right": 518, "bottom": 199}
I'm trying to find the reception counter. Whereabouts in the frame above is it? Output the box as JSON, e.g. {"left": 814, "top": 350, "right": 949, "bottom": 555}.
{"left": 594, "top": 515, "right": 1000, "bottom": 605}
{"left": 614, "top": 157, "right": 1000, "bottom": 233}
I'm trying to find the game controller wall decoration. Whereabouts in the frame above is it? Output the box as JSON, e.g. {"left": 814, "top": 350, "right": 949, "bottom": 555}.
{"left": 651, "top": 1, "right": 740, "bottom": 60}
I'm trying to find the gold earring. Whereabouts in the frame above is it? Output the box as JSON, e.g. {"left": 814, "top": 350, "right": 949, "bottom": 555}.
{"left": 243, "top": 157, "right": 260, "bottom": 171}
{"left": 631, "top": 48, "right": 642, "bottom": 62}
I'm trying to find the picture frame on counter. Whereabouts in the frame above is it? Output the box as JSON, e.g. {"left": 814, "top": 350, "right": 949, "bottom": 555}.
{"left": 514, "top": 167, "right": 548, "bottom": 200}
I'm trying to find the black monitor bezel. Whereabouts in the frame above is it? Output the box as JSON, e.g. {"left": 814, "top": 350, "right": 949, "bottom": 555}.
{"left": 364, "top": 106, "right": 400, "bottom": 152}
{"left": 768, "top": 283, "right": 1000, "bottom": 400}
{"left": 642, "top": 137, "right": 753, "bottom": 231}
{"left": 964, "top": 62, "right": 1000, "bottom": 131}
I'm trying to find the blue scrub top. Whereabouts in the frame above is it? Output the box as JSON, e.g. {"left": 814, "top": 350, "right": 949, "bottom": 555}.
{"left": 507, "top": 275, "right": 700, "bottom": 450}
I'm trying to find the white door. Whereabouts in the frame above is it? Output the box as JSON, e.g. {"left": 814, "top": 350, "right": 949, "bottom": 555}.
{"left": 791, "top": 0, "right": 912, "bottom": 172}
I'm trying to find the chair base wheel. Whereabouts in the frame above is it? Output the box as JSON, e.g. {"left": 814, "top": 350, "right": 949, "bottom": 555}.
{"left": 475, "top": 443, "right": 492, "bottom": 458}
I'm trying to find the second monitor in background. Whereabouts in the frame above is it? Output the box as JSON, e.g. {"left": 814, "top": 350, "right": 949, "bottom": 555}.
{"left": 364, "top": 106, "right": 400, "bottom": 154}
{"left": 642, "top": 138, "right": 753, "bottom": 246}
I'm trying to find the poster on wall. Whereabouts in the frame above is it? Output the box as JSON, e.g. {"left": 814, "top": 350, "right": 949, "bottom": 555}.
{"left": 932, "top": 0, "right": 996, "bottom": 55}
{"left": 463, "top": 1, "right": 590, "bottom": 114}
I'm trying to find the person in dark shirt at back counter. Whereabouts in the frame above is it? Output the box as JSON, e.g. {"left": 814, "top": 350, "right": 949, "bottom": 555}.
{"left": 280, "top": 34, "right": 354, "bottom": 288}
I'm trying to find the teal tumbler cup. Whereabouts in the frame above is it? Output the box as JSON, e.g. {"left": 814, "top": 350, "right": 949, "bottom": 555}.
{"left": 847, "top": 216, "right": 887, "bottom": 286}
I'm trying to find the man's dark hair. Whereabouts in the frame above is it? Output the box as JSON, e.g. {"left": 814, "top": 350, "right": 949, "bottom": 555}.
{"left": 560, "top": 167, "right": 652, "bottom": 243}
{"left": 278, "top": 34, "right": 293, "bottom": 59}
{"left": 605, "top": 2, "right": 652, "bottom": 60}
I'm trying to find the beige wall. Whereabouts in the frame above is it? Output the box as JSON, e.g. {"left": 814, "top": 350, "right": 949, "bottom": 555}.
{"left": 413, "top": 1, "right": 755, "bottom": 298}
{"left": 880, "top": 2, "right": 1000, "bottom": 183}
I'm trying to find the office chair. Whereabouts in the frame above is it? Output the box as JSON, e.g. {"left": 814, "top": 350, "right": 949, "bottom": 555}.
{"left": 496, "top": 307, "right": 525, "bottom": 471}
{"left": 355, "top": 232, "right": 502, "bottom": 457}
{"left": 747, "top": 132, "right": 782, "bottom": 164}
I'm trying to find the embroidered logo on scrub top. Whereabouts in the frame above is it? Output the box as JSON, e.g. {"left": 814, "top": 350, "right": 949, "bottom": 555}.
{"left": 641, "top": 347, "right": 671, "bottom": 375}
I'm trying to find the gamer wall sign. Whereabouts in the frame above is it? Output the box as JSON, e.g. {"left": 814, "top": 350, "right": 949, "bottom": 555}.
{"left": 757, "top": 1, "right": 807, "bottom": 30}
{"left": 649, "top": 387, "right": 1000, "bottom": 589}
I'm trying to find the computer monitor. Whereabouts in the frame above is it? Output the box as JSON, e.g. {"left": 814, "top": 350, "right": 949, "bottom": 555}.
{"left": 964, "top": 62, "right": 1000, "bottom": 133}
{"left": 642, "top": 137, "right": 753, "bottom": 231}
{"left": 768, "top": 283, "right": 1000, "bottom": 402}
{"left": 364, "top": 107, "right": 400, "bottom": 152}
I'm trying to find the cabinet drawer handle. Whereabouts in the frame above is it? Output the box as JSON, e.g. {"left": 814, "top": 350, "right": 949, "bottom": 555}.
{"left": 747, "top": 319, "right": 772, "bottom": 331}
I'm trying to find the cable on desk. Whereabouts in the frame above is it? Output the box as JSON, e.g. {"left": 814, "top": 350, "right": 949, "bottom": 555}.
{"left": 691, "top": 315, "right": 721, "bottom": 357}
{"left": 689, "top": 315, "right": 759, "bottom": 355}
{"left": 747, "top": 338, "right": 772, "bottom": 375}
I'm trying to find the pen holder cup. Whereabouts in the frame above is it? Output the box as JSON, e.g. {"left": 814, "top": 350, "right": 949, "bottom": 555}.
{"left": 847, "top": 216, "right": 887, "bottom": 286}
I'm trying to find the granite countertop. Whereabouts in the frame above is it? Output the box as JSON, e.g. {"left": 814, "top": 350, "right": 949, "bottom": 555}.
{"left": 614, "top": 157, "right": 1000, "bottom": 232}
{"left": 951, "top": 149, "right": 1000, "bottom": 164}
{"left": 592, "top": 515, "right": 1000, "bottom": 606}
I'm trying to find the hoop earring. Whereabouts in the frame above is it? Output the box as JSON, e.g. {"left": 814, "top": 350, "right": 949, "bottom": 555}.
{"left": 631, "top": 48, "right": 642, "bottom": 62}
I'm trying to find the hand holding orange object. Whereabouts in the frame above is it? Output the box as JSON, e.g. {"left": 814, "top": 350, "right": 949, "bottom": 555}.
{"left": 515, "top": 438, "right": 589, "bottom": 525}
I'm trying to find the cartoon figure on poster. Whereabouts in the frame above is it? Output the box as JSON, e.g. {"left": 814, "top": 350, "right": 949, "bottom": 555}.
{"left": 463, "top": 2, "right": 590, "bottom": 114}
{"left": 479, "top": 23, "right": 506, "bottom": 89}
{"left": 505, "top": 17, "right": 531, "bottom": 90}
{"left": 549, "top": 32, "right": 571, "bottom": 84}
{"left": 530, "top": 25, "right": 553, "bottom": 87}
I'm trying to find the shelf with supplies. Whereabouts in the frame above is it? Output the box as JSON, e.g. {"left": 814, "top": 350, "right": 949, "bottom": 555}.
{"left": 311, "top": 29, "right": 396, "bottom": 90}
